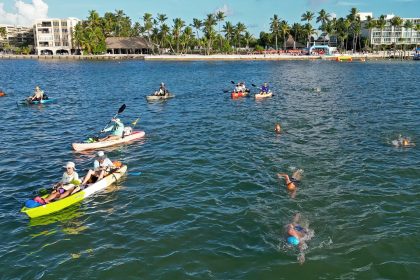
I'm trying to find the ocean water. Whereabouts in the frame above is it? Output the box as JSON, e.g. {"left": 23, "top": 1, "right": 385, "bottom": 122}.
{"left": 0, "top": 59, "right": 419, "bottom": 279}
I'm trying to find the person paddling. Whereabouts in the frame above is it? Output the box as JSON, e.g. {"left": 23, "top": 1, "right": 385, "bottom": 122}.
{"left": 79, "top": 151, "right": 115, "bottom": 187}
{"left": 34, "top": 162, "right": 80, "bottom": 204}
{"left": 99, "top": 118, "right": 125, "bottom": 142}
{"left": 261, "top": 82, "right": 270, "bottom": 94}
{"left": 277, "top": 169, "right": 303, "bottom": 198}
{"left": 29, "top": 86, "right": 45, "bottom": 102}
{"left": 156, "top": 82, "right": 168, "bottom": 96}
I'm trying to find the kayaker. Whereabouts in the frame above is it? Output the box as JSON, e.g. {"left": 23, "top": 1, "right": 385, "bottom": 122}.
{"left": 99, "top": 118, "right": 125, "bottom": 142}
{"left": 79, "top": 151, "right": 115, "bottom": 186}
{"left": 277, "top": 169, "right": 303, "bottom": 198}
{"left": 234, "top": 83, "right": 242, "bottom": 93}
{"left": 34, "top": 162, "right": 80, "bottom": 204}
{"left": 0, "top": 89, "right": 5, "bottom": 97}
{"left": 156, "top": 82, "right": 168, "bottom": 96}
{"left": 261, "top": 82, "right": 270, "bottom": 94}
{"left": 29, "top": 86, "right": 44, "bottom": 101}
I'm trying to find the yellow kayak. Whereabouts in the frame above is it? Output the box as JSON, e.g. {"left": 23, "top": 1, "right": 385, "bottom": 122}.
{"left": 21, "top": 165, "right": 127, "bottom": 218}
{"left": 255, "top": 91, "right": 273, "bottom": 99}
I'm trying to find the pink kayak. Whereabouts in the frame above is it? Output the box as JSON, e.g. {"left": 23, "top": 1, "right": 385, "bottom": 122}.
{"left": 72, "top": 131, "right": 145, "bottom": 151}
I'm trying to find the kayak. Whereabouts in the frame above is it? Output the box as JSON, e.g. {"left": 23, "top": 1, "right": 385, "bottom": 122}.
{"left": 0, "top": 92, "right": 5, "bottom": 97}
{"left": 255, "top": 91, "right": 273, "bottom": 99}
{"left": 146, "top": 94, "right": 175, "bottom": 101}
{"left": 21, "top": 165, "right": 127, "bottom": 218}
{"left": 231, "top": 91, "right": 249, "bottom": 99}
{"left": 18, "top": 98, "right": 56, "bottom": 106}
{"left": 72, "top": 130, "right": 145, "bottom": 151}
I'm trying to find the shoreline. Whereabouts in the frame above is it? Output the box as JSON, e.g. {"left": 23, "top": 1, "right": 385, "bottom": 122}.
{"left": 0, "top": 53, "right": 411, "bottom": 61}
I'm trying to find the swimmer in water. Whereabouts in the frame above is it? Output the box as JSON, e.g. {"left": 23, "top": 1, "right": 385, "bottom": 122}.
{"left": 277, "top": 169, "right": 303, "bottom": 198}
{"left": 393, "top": 135, "right": 415, "bottom": 147}
{"left": 312, "top": 87, "right": 321, "bottom": 93}
{"left": 275, "top": 123, "right": 281, "bottom": 134}
{"left": 285, "top": 213, "right": 311, "bottom": 264}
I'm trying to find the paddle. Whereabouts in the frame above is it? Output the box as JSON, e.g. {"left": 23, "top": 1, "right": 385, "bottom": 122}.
{"left": 94, "top": 104, "right": 126, "bottom": 139}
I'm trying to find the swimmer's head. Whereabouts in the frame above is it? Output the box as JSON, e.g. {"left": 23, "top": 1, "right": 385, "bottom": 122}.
{"left": 287, "top": 236, "right": 299, "bottom": 246}
{"left": 275, "top": 123, "right": 281, "bottom": 134}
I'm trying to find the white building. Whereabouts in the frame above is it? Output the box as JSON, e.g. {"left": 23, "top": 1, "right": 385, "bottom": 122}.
{"left": 33, "top": 17, "right": 80, "bottom": 55}
{"left": 0, "top": 24, "right": 34, "bottom": 48}
{"left": 359, "top": 12, "right": 420, "bottom": 47}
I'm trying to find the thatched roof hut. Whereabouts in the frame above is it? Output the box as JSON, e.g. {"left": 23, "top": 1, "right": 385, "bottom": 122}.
{"left": 105, "top": 37, "right": 153, "bottom": 54}
{"left": 285, "top": 35, "right": 306, "bottom": 49}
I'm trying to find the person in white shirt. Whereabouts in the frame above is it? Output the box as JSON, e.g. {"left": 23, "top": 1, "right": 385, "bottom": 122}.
{"left": 36, "top": 162, "right": 80, "bottom": 204}
{"left": 80, "top": 151, "right": 115, "bottom": 186}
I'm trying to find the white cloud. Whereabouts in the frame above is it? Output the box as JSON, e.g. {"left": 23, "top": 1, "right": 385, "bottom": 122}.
{"left": 215, "top": 4, "right": 233, "bottom": 16}
{"left": 0, "top": 0, "right": 48, "bottom": 26}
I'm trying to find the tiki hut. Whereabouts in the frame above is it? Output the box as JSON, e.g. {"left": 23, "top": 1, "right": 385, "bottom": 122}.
{"left": 285, "top": 35, "right": 306, "bottom": 49}
{"left": 105, "top": 37, "right": 153, "bottom": 54}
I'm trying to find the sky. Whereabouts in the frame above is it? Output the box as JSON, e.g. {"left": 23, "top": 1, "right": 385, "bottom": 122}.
{"left": 0, "top": 0, "right": 419, "bottom": 34}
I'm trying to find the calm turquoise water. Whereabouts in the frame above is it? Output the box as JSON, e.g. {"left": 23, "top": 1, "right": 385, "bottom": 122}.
{"left": 0, "top": 59, "right": 419, "bottom": 279}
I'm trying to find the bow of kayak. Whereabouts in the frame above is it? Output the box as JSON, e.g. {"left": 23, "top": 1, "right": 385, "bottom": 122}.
{"left": 255, "top": 91, "right": 273, "bottom": 99}
{"left": 21, "top": 165, "right": 127, "bottom": 218}
{"left": 72, "top": 131, "right": 145, "bottom": 151}
{"left": 231, "top": 91, "right": 249, "bottom": 99}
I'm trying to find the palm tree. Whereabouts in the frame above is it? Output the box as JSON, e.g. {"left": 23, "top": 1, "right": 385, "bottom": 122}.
{"left": 316, "top": 9, "right": 330, "bottom": 27}
{"left": 403, "top": 20, "right": 413, "bottom": 45}
{"left": 415, "top": 24, "right": 420, "bottom": 48}
{"left": 180, "top": 26, "right": 194, "bottom": 53}
{"left": 88, "top": 10, "right": 101, "bottom": 28}
{"left": 243, "top": 31, "right": 253, "bottom": 49}
{"left": 222, "top": 21, "right": 234, "bottom": 47}
{"left": 291, "top": 23, "right": 303, "bottom": 48}
{"left": 270, "top": 14, "right": 280, "bottom": 50}
{"left": 376, "top": 15, "right": 387, "bottom": 53}
{"left": 279, "top": 20, "right": 290, "bottom": 50}
{"left": 301, "top": 11, "right": 314, "bottom": 24}
{"left": 234, "top": 22, "right": 246, "bottom": 50}
{"left": 303, "top": 23, "right": 316, "bottom": 48}
{"left": 191, "top": 18, "right": 202, "bottom": 54}
{"left": 142, "top": 13, "right": 154, "bottom": 52}
{"left": 216, "top": 11, "right": 226, "bottom": 51}
{"left": 203, "top": 14, "right": 217, "bottom": 55}
{"left": 365, "top": 15, "right": 376, "bottom": 50}
{"left": 157, "top": 14, "right": 167, "bottom": 26}
{"left": 390, "top": 16, "right": 403, "bottom": 48}
{"left": 172, "top": 18, "right": 185, "bottom": 54}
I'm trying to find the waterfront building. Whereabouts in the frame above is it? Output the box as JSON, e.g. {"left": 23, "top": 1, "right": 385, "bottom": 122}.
{"left": 33, "top": 18, "right": 80, "bottom": 55}
{"left": 360, "top": 13, "right": 420, "bottom": 47}
{"left": 105, "top": 37, "right": 154, "bottom": 54}
{"left": 0, "top": 24, "right": 34, "bottom": 49}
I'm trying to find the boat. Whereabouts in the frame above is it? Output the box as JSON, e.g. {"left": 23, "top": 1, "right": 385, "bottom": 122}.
{"left": 255, "top": 91, "right": 273, "bottom": 99}
{"left": 231, "top": 91, "right": 250, "bottom": 99}
{"left": 336, "top": 55, "right": 352, "bottom": 62}
{"left": 21, "top": 165, "right": 128, "bottom": 218}
{"left": 146, "top": 93, "right": 175, "bottom": 101}
{"left": 0, "top": 91, "right": 5, "bottom": 97}
{"left": 18, "top": 98, "right": 56, "bottom": 106}
{"left": 72, "top": 131, "right": 145, "bottom": 151}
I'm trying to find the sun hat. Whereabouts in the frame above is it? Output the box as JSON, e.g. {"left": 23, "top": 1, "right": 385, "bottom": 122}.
{"left": 97, "top": 151, "right": 105, "bottom": 158}
{"left": 64, "top": 161, "right": 76, "bottom": 170}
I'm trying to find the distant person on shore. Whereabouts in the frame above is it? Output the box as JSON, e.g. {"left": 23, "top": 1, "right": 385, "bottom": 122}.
{"left": 156, "top": 82, "right": 168, "bottom": 96}
{"left": 79, "top": 151, "right": 115, "bottom": 187}
{"left": 284, "top": 213, "right": 313, "bottom": 264}
{"left": 29, "top": 86, "right": 45, "bottom": 101}
{"left": 393, "top": 135, "right": 415, "bottom": 147}
{"left": 261, "top": 82, "right": 270, "bottom": 94}
{"left": 275, "top": 123, "right": 281, "bottom": 134}
{"left": 99, "top": 118, "right": 125, "bottom": 142}
{"left": 277, "top": 169, "right": 303, "bottom": 198}
{"left": 34, "top": 162, "right": 80, "bottom": 204}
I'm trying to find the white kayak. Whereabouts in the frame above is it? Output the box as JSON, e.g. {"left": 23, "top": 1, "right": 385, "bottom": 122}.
{"left": 72, "top": 131, "right": 145, "bottom": 151}
{"left": 146, "top": 94, "right": 175, "bottom": 101}
{"left": 255, "top": 91, "right": 273, "bottom": 99}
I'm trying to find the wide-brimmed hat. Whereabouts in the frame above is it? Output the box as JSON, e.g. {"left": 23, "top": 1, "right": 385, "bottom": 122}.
{"left": 64, "top": 161, "right": 76, "bottom": 170}
{"left": 97, "top": 151, "right": 105, "bottom": 158}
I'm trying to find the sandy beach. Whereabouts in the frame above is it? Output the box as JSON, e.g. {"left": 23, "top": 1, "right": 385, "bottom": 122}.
{"left": 0, "top": 53, "right": 398, "bottom": 61}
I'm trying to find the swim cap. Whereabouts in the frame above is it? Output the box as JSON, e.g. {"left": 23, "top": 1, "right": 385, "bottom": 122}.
{"left": 287, "top": 236, "right": 300, "bottom": 246}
